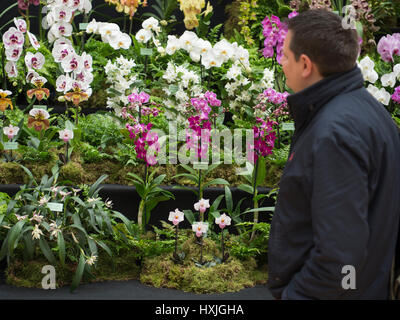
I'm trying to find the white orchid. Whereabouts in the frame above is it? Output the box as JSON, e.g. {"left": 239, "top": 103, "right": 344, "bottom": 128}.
{"left": 226, "top": 64, "right": 242, "bottom": 80}
{"left": 109, "top": 32, "right": 132, "bottom": 50}
{"left": 27, "top": 32, "right": 41, "bottom": 50}
{"left": 50, "top": 21, "right": 73, "bottom": 38}
{"left": 5, "top": 61, "right": 18, "bottom": 78}
{"left": 381, "top": 72, "right": 397, "bottom": 88}
{"left": 358, "top": 56, "right": 378, "bottom": 83}
{"left": 86, "top": 19, "right": 99, "bottom": 34}
{"left": 2, "top": 27, "right": 24, "bottom": 48}
{"left": 213, "top": 39, "right": 234, "bottom": 63}
{"left": 179, "top": 31, "right": 198, "bottom": 52}
{"left": 367, "top": 85, "right": 391, "bottom": 106}
{"left": 56, "top": 74, "right": 72, "bottom": 93}
{"left": 58, "top": 128, "right": 74, "bottom": 142}
{"left": 25, "top": 52, "right": 45, "bottom": 70}
{"left": 49, "top": 221, "right": 62, "bottom": 238}
{"left": 74, "top": 70, "right": 93, "bottom": 87}
{"left": 215, "top": 213, "right": 232, "bottom": 229}
{"left": 13, "top": 18, "right": 27, "bottom": 33}
{"left": 5, "top": 47, "right": 22, "bottom": 62}
{"left": 3, "top": 125, "right": 19, "bottom": 140}
{"left": 192, "top": 222, "right": 209, "bottom": 237}
{"left": 54, "top": 5, "right": 73, "bottom": 22}
{"left": 86, "top": 254, "right": 97, "bottom": 265}
{"left": 202, "top": 49, "right": 224, "bottom": 69}
{"left": 61, "top": 53, "right": 83, "bottom": 73}
{"left": 52, "top": 43, "right": 75, "bottom": 62}
{"left": 194, "top": 198, "right": 210, "bottom": 214}
{"left": 99, "top": 23, "right": 120, "bottom": 41}
{"left": 394, "top": 64, "right": 400, "bottom": 79}
{"left": 135, "top": 28, "right": 152, "bottom": 43}
{"left": 32, "top": 224, "right": 44, "bottom": 240}
{"left": 142, "top": 17, "right": 160, "bottom": 32}
{"left": 166, "top": 35, "right": 181, "bottom": 55}
{"left": 168, "top": 208, "right": 185, "bottom": 226}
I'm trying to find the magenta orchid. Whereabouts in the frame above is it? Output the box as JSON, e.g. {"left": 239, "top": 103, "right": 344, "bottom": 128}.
{"left": 126, "top": 121, "right": 160, "bottom": 166}
{"left": 247, "top": 118, "right": 277, "bottom": 163}
{"left": 377, "top": 33, "right": 400, "bottom": 63}
{"left": 392, "top": 87, "right": 400, "bottom": 104}
{"left": 262, "top": 12, "right": 297, "bottom": 64}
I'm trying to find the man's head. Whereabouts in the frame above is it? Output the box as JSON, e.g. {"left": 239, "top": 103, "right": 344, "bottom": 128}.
{"left": 281, "top": 9, "right": 360, "bottom": 93}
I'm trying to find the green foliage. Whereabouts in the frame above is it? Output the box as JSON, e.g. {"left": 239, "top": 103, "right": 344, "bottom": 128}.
{"left": 269, "top": 144, "right": 290, "bottom": 167}
{"left": 79, "top": 142, "right": 113, "bottom": 163}
{"left": 229, "top": 222, "right": 270, "bottom": 263}
{"left": 78, "top": 113, "right": 123, "bottom": 148}
{"left": 140, "top": 236, "right": 266, "bottom": 293}
{"left": 0, "top": 165, "right": 134, "bottom": 292}
{"left": 128, "top": 168, "right": 175, "bottom": 231}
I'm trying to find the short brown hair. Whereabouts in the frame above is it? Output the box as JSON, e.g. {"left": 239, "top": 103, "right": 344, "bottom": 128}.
{"left": 286, "top": 9, "right": 359, "bottom": 77}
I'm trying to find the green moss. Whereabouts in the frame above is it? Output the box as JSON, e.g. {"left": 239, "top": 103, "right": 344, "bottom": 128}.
{"left": 59, "top": 161, "right": 85, "bottom": 184}
{"left": 6, "top": 249, "right": 141, "bottom": 289}
{"left": 140, "top": 236, "right": 268, "bottom": 294}
{"left": 0, "top": 162, "right": 25, "bottom": 184}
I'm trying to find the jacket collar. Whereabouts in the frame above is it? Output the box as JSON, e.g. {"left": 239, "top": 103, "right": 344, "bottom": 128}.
{"left": 286, "top": 66, "right": 364, "bottom": 132}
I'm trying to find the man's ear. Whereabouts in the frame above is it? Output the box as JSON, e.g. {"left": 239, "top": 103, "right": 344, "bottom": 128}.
{"left": 299, "top": 53, "right": 314, "bottom": 78}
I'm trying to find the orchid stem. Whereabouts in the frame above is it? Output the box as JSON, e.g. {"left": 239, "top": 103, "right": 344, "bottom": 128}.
{"left": 66, "top": 142, "right": 69, "bottom": 163}
{"left": 175, "top": 224, "right": 178, "bottom": 255}
{"left": 250, "top": 157, "right": 259, "bottom": 242}
{"left": 221, "top": 231, "right": 225, "bottom": 261}
{"left": 200, "top": 236, "right": 203, "bottom": 264}
{"left": 1, "top": 44, "right": 6, "bottom": 89}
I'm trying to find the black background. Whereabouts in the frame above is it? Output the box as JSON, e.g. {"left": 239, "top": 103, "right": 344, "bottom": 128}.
{"left": 0, "top": 0, "right": 233, "bottom": 37}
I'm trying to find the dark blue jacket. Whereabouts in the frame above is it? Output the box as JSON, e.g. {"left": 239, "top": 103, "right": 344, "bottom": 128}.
{"left": 267, "top": 66, "right": 400, "bottom": 299}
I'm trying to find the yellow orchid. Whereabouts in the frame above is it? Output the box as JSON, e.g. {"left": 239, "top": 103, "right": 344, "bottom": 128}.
{"left": 105, "top": 0, "right": 145, "bottom": 18}
{"left": 178, "top": 0, "right": 212, "bottom": 30}
{"left": 27, "top": 76, "right": 50, "bottom": 102}
{"left": 64, "top": 85, "right": 89, "bottom": 107}
{"left": 0, "top": 89, "right": 13, "bottom": 112}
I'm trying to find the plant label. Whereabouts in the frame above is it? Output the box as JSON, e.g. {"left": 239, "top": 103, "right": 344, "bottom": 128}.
{"left": 140, "top": 48, "right": 153, "bottom": 56}
{"left": 79, "top": 23, "right": 88, "bottom": 30}
{"left": 169, "top": 85, "right": 179, "bottom": 94}
{"left": 33, "top": 105, "right": 47, "bottom": 110}
{"left": 281, "top": 123, "right": 295, "bottom": 131}
{"left": 193, "top": 162, "right": 209, "bottom": 170}
{"left": 3, "top": 142, "right": 18, "bottom": 150}
{"left": 47, "top": 202, "right": 64, "bottom": 212}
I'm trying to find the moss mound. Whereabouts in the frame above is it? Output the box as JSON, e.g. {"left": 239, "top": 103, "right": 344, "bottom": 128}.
{"left": 5, "top": 249, "right": 141, "bottom": 289}
{"left": 140, "top": 236, "right": 268, "bottom": 294}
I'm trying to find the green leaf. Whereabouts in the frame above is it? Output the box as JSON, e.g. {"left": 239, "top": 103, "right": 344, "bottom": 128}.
{"left": 203, "top": 178, "right": 229, "bottom": 189}
{"left": 255, "top": 157, "right": 266, "bottom": 187}
{"left": 88, "top": 174, "right": 108, "bottom": 197}
{"left": 243, "top": 207, "right": 275, "bottom": 214}
{"left": 58, "top": 232, "right": 66, "bottom": 267}
{"left": 183, "top": 210, "right": 195, "bottom": 225}
{"left": 238, "top": 184, "right": 254, "bottom": 194}
{"left": 96, "top": 239, "right": 112, "bottom": 258}
{"left": 150, "top": 174, "right": 166, "bottom": 188}
{"left": 8, "top": 220, "right": 26, "bottom": 257}
{"left": 173, "top": 173, "right": 198, "bottom": 184}
{"left": 210, "top": 194, "right": 225, "bottom": 213}
{"left": 70, "top": 253, "right": 85, "bottom": 293}
{"left": 224, "top": 186, "right": 233, "bottom": 213}
{"left": 39, "top": 237, "right": 57, "bottom": 265}
{"left": 127, "top": 172, "right": 144, "bottom": 184}
{"left": 172, "top": 185, "right": 198, "bottom": 197}
{"left": 180, "top": 164, "right": 197, "bottom": 175}
{"left": 23, "top": 233, "right": 35, "bottom": 260}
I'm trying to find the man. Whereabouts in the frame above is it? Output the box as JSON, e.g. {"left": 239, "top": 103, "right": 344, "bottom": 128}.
{"left": 267, "top": 9, "right": 400, "bottom": 299}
